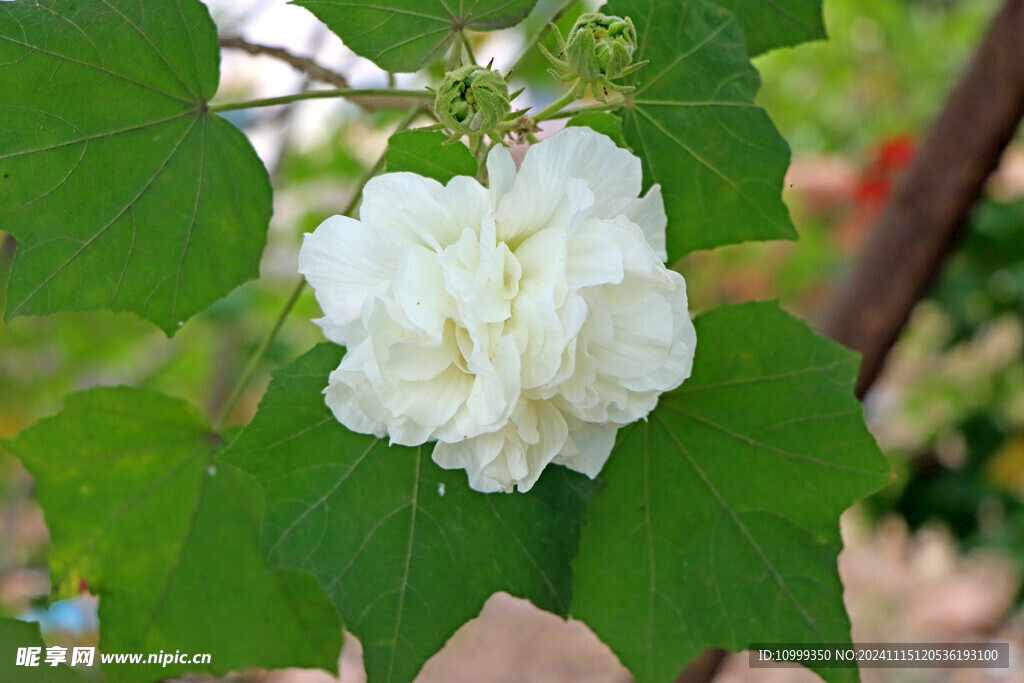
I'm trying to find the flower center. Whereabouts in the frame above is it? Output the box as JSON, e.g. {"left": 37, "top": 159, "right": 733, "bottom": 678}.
{"left": 441, "top": 227, "right": 523, "bottom": 327}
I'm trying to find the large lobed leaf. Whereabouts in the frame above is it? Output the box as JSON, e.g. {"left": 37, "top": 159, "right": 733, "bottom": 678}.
{"left": 224, "top": 344, "right": 598, "bottom": 683}
{"left": 572, "top": 302, "right": 891, "bottom": 683}
{"left": 0, "top": 0, "right": 271, "bottom": 334}
{"left": 603, "top": 0, "right": 796, "bottom": 258}
{"left": 293, "top": 0, "right": 538, "bottom": 72}
{"left": 3, "top": 388, "right": 341, "bottom": 682}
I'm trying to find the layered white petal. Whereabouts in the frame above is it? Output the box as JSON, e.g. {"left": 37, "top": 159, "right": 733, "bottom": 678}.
{"left": 592, "top": 185, "right": 668, "bottom": 262}
{"left": 298, "top": 215, "right": 406, "bottom": 337}
{"left": 554, "top": 419, "right": 618, "bottom": 479}
{"left": 433, "top": 399, "right": 567, "bottom": 493}
{"left": 493, "top": 129, "right": 611, "bottom": 245}
{"left": 392, "top": 243, "right": 451, "bottom": 341}
{"left": 515, "top": 126, "right": 642, "bottom": 204}
{"left": 485, "top": 145, "right": 517, "bottom": 209}
{"left": 302, "top": 127, "right": 696, "bottom": 493}
{"left": 360, "top": 172, "right": 489, "bottom": 249}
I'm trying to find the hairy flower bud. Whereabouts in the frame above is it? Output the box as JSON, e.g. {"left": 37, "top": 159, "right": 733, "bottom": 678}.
{"left": 434, "top": 65, "right": 511, "bottom": 137}
{"left": 566, "top": 13, "right": 638, "bottom": 81}
{"left": 542, "top": 13, "right": 647, "bottom": 99}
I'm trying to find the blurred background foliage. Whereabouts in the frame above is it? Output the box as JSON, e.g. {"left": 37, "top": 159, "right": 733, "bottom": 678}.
{"left": 756, "top": 0, "right": 999, "bottom": 155}
{"left": 3, "top": 0, "right": 1024, "bottom": 678}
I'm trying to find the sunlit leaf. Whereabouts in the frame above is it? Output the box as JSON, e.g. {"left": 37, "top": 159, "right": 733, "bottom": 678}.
{"left": 294, "top": 0, "right": 538, "bottom": 72}
{"left": 3, "top": 388, "right": 341, "bottom": 683}
{"left": 224, "top": 344, "right": 597, "bottom": 683}
{"left": 604, "top": 0, "right": 796, "bottom": 258}
{"left": 384, "top": 130, "right": 477, "bottom": 183}
{"left": 709, "top": 0, "right": 825, "bottom": 55}
{"left": 0, "top": 0, "right": 271, "bottom": 334}
{"left": 572, "top": 302, "right": 890, "bottom": 683}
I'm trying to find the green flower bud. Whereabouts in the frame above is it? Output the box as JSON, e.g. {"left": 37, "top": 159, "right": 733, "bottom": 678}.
{"left": 565, "top": 13, "right": 638, "bottom": 82}
{"left": 434, "top": 65, "right": 511, "bottom": 137}
{"left": 540, "top": 12, "right": 648, "bottom": 100}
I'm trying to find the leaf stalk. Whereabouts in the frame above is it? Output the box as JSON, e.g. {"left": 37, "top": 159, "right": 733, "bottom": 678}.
{"left": 212, "top": 105, "right": 423, "bottom": 429}
{"left": 209, "top": 88, "right": 432, "bottom": 113}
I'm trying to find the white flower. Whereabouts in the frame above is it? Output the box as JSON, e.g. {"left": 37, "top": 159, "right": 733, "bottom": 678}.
{"left": 299, "top": 126, "right": 696, "bottom": 493}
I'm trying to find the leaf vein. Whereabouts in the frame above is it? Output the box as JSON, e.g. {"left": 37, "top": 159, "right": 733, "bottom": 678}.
{"left": 387, "top": 446, "right": 422, "bottom": 681}
{"left": 653, "top": 412, "right": 826, "bottom": 640}
{"left": 9, "top": 116, "right": 199, "bottom": 316}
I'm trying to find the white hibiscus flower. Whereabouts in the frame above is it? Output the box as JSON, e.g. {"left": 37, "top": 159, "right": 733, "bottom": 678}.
{"left": 299, "top": 126, "right": 696, "bottom": 493}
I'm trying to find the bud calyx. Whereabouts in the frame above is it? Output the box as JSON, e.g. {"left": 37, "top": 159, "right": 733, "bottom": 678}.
{"left": 542, "top": 13, "right": 647, "bottom": 100}
{"left": 434, "top": 65, "right": 512, "bottom": 137}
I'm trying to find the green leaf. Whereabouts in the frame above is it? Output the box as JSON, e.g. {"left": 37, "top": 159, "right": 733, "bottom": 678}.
{"left": 0, "top": 0, "right": 271, "bottom": 335}
{"left": 603, "top": 0, "right": 796, "bottom": 258}
{"left": 708, "top": 0, "right": 825, "bottom": 55}
{"left": 293, "top": 0, "right": 538, "bottom": 72}
{"left": 3, "top": 388, "right": 341, "bottom": 682}
{"left": 384, "top": 130, "right": 478, "bottom": 183}
{"left": 0, "top": 618, "right": 83, "bottom": 682}
{"left": 572, "top": 302, "right": 890, "bottom": 683}
{"left": 565, "top": 111, "right": 628, "bottom": 149}
{"left": 224, "top": 344, "right": 598, "bottom": 683}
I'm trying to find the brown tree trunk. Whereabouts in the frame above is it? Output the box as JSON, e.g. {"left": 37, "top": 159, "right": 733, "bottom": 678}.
{"left": 818, "top": 0, "right": 1024, "bottom": 399}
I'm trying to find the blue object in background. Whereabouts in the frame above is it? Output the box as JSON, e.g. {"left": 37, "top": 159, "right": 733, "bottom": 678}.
{"left": 19, "top": 597, "right": 99, "bottom": 634}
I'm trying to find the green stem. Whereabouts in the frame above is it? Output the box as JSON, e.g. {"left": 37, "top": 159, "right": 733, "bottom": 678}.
{"left": 212, "top": 104, "right": 422, "bottom": 429}
{"left": 544, "top": 99, "right": 624, "bottom": 120}
{"left": 460, "top": 31, "right": 477, "bottom": 66}
{"left": 209, "top": 88, "right": 431, "bottom": 113}
{"left": 531, "top": 87, "right": 582, "bottom": 123}
{"left": 213, "top": 278, "right": 306, "bottom": 430}
{"left": 496, "top": 97, "right": 623, "bottom": 133}
{"left": 476, "top": 138, "right": 497, "bottom": 183}
{"left": 341, "top": 105, "right": 423, "bottom": 217}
